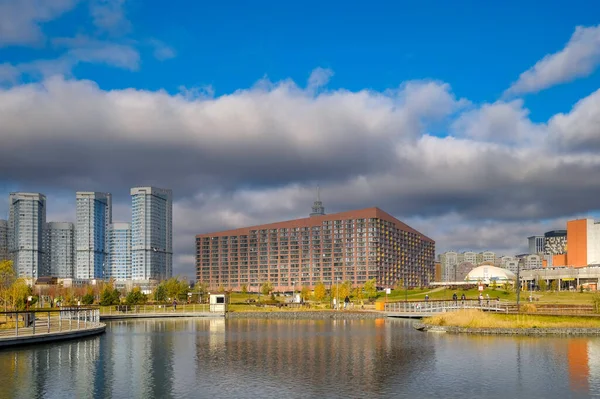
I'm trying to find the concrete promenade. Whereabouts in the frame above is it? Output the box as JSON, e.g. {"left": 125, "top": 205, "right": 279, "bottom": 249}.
{"left": 0, "top": 308, "right": 105, "bottom": 348}
{"left": 101, "top": 312, "right": 221, "bottom": 320}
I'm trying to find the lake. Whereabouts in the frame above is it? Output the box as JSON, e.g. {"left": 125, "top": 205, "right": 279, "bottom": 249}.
{"left": 0, "top": 317, "right": 597, "bottom": 398}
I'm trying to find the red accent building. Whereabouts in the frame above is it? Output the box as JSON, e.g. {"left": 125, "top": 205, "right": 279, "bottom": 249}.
{"left": 195, "top": 207, "right": 435, "bottom": 291}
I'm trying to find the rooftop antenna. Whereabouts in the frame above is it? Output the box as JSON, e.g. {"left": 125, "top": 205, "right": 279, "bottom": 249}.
{"left": 309, "top": 185, "right": 325, "bottom": 217}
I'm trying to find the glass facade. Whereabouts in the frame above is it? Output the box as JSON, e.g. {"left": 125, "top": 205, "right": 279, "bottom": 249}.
{"left": 8, "top": 193, "right": 47, "bottom": 278}
{"left": 43, "top": 222, "right": 75, "bottom": 278}
{"left": 131, "top": 187, "right": 172, "bottom": 281}
{"left": 76, "top": 192, "right": 112, "bottom": 279}
{"left": 0, "top": 220, "right": 8, "bottom": 262}
{"left": 107, "top": 223, "right": 132, "bottom": 281}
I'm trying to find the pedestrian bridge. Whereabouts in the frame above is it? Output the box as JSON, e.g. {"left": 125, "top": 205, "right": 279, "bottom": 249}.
{"left": 384, "top": 300, "right": 509, "bottom": 318}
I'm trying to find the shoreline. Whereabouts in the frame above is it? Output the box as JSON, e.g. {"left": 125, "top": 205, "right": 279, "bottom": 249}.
{"left": 0, "top": 324, "right": 106, "bottom": 348}
{"left": 413, "top": 322, "right": 600, "bottom": 336}
{"left": 226, "top": 311, "right": 384, "bottom": 319}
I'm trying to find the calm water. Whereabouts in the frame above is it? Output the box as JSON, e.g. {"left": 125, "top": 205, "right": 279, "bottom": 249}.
{"left": 0, "top": 318, "right": 598, "bottom": 398}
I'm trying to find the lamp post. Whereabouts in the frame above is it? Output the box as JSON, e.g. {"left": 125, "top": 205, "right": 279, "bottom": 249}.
{"left": 516, "top": 260, "right": 521, "bottom": 311}
{"left": 292, "top": 281, "right": 295, "bottom": 303}
{"left": 336, "top": 278, "right": 340, "bottom": 311}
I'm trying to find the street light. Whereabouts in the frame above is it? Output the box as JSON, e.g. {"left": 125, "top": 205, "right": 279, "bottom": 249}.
{"left": 336, "top": 278, "right": 340, "bottom": 311}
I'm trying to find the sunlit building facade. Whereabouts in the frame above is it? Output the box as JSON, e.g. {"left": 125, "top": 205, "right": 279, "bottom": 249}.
{"left": 196, "top": 207, "right": 435, "bottom": 291}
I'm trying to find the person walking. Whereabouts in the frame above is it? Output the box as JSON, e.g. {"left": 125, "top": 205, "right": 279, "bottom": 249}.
{"left": 452, "top": 292, "right": 458, "bottom": 305}
{"left": 344, "top": 296, "right": 350, "bottom": 309}
{"left": 173, "top": 299, "right": 177, "bottom": 311}
{"left": 461, "top": 293, "right": 466, "bottom": 305}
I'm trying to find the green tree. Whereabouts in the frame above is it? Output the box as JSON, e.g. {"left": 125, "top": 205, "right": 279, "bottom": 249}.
{"left": 363, "top": 278, "right": 377, "bottom": 300}
{"left": 82, "top": 293, "right": 94, "bottom": 305}
{"left": 99, "top": 286, "right": 121, "bottom": 306}
{"left": 538, "top": 278, "right": 547, "bottom": 292}
{"left": 491, "top": 280, "right": 497, "bottom": 291}
{"left": 313, "top": 281, "right": 326, "bottom": 302}
{"left": 353, "top": 286, "right": 364, "bottom": 301}
{"left": 550, "top": 280, "right": 558, "bottom": 292}
{"left": 163, "top": 277, "right": 189, "bottom": 301}
{"left": 154, "top": 284, "right": 167, "bottom": 302}
{"left": 261, "top": 281, "right": 273, "bottom": 296}
{"left": 126, "top": 288, "right": 147, "bottom": 305}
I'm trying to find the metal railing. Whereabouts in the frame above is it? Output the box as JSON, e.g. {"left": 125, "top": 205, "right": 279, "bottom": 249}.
{"left": 100, "top": 304, "right": 213, "bottom": 315}
{"left": 384, "top": 300, "right": 508, "bottom": 314}
{"left": 0, "top": 308, "right": 101, "bottom": 338}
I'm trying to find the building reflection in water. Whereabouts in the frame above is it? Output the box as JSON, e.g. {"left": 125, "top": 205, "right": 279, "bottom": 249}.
{"left": 9, "top": 318, "right": 600, "bottom": 398}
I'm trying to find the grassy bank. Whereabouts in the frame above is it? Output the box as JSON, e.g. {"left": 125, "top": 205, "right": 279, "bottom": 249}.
{"left": 423, "top": 309, "right": 600, "bottom": 329}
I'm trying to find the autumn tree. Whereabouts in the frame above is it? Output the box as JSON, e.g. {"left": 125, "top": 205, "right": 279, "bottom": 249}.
{"left": 162, "top": 277, "right": 189, "bottom": 301}
{"left": 0, "top": 260, "right": 15, "bottom": 310}
{"left": 363, "top": 278, "right": 377, "bottom": 300}
{"left": 300, "top": 285, "right": 311, "bottom": 301}
{"left": 261, "top": 281, "right": 273, "bottom": 296}
{"left": 313, "top": 281, "right": 326, "bottom": 302}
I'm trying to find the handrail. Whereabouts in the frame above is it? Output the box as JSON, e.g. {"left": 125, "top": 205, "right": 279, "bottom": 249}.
{"left": 0, "top": 308, "right": 102, "bottom": 339}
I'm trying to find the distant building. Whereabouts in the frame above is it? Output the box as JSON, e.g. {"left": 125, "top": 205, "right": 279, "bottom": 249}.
{"left": 43, "top": 222, "right": 75, "bottom": 278}
{"left": 131, "top": 187, "right": 172, "bottom": 281}
{"left": 8, "top": 193, "right": 47, "bottom": 278}
{"left": 440, "top": 251, "right": 497, "bottom": 281}
{"left": 76, "top": 192, "right": 112, "bottom": 279}
{"left": 544, "top": 230, "right": 567, "bottom": 255}
{"left": 528, "top": 235, "right": 545, "bottom": 254}
{"left": 196, "top": 207, "right": 435, "bottom": 290}
{"left": 0, "top": 219, "right": 7, "bottom": 262}
{"left": 519, "top": 254, "right": 543, "bottom": 270}
{"left": 107, "top": 223, "right": 132, "bottom": 281}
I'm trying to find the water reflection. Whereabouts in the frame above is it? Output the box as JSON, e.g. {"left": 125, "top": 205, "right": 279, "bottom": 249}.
{"left": 0, "top": 318, "right": 599, "bottom": 398}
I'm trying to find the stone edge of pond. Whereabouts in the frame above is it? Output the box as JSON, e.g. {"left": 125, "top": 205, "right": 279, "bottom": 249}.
{"left": 413, "top": 322, "right": 600, "bottom": 335}
{"left": 226, "top": 311, "right": 384, "bottom": 319}
{"left": 0, "top": 324, "right": 106, "bottom": 348}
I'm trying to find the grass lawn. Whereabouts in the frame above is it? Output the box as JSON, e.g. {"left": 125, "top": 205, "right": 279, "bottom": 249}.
{"left": 380, "top": 287, "right": 598, "bottom": 306}
{"left": 423, "top": 309, "right": 600, "bottom": 329}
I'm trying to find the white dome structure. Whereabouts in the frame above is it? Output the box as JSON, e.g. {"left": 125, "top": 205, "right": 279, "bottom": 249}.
{"left": 464, "top": 265, "right": 516, "bottom": 284}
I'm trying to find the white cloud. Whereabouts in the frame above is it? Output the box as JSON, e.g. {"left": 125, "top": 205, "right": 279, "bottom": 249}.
{"left": 0, "top": 63, "right": 20, "bottom": 84}
{"left": 2, "top": 70, "right": 600, "bottom": 277}
{"left": 506, "top": 24, "right": 600, "bottom": 95}
{"left": 148, "top": 39, "right": 176, "bottom": 61}
{"left": 0, "top": 0, "right": 79, "bottom": 47}
{"left": 451, "top": 99, "right": 544, "bottom": 145}
{"left": 307, "top": 67, "right": 334, "bottom": 91}
{"left": 89, "top": 0, "right": 131, "bottom": 35}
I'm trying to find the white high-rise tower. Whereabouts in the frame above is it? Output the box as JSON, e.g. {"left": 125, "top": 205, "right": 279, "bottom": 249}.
{"left": 131, "top": 187, "right": 172, "bottom": 281}
{"left": 8, "top": 193, "right": 47, "bottom": 278}
{"left": 76, "top": 192, "right": 112, "bottom": 279}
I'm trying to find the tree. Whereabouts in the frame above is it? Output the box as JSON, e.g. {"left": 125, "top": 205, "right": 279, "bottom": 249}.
{"left": 10, "top": 278, "right": 32, "bottom": 310}
{"left": 313, "top": 281, "right": 326, "bottom": 302}
{"left": 550, "top": 280, "right": 558, "bottom": 292}
{"left": 261, "top": 281, "right": 273, "bottom": 296}
{"left": 0, "top": 260, "right": 15, "bottom": 310}
{"left": 339, "top": 281, "right": 352, "bottom": 300}
{"left": 363, "top": 278, "right": 377, "bottom": 300}
{"left": 126, "top": 287, "right": 147, "bottom": 305}
{"left": 538, "top": 278, "right": 547, "bottom": 292}
{"left": 241, "top": 284, "right": 248, "bottom": 297}
{"left": 491, "top": 280, "right": 497, "bottom": 291}
{"left": 300, "top": 286, "right": 311, "bottom": 301}
{"left": 99, "top": 286, "right": 121, "bottom": 306}
{"left": 154, "top": 284, "right": 167, "bottom": 302}
{"left": 163, "top": 277, "right": 189, "bottom": 301}
{"left": 353, "top": 287, "right": 364, "bottom": 301}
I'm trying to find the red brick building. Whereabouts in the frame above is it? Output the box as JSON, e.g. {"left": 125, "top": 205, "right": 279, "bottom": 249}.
{"left": 195, "top": 207, "right": 435, "bottom": 291}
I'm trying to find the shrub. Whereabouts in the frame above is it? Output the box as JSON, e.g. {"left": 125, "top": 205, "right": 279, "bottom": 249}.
{"left": 592, "top": 293, "right": 600, "bottom": 314}
{"left": 81, "top": 293, "right": 94, "bottom": 305}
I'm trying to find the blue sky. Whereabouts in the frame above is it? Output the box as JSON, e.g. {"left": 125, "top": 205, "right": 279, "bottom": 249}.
{"left": 3, "top": 0, "right": 600, "bottom": 119}
{"left": 1, "top": 0, "right": 600, "bottom": 277}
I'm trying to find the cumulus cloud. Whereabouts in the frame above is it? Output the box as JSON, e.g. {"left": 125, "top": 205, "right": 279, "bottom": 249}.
{"left": 0, "top": 0, "right": 79, "bottom": 47}
{"left": 307, "top": 67, "right": 334, "bottom": 91}
{"left": 506, "top": 24, "right": 600, "bottom": 95}
{"left": 2, "top": 69, "right": 600, "bottom": 277}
